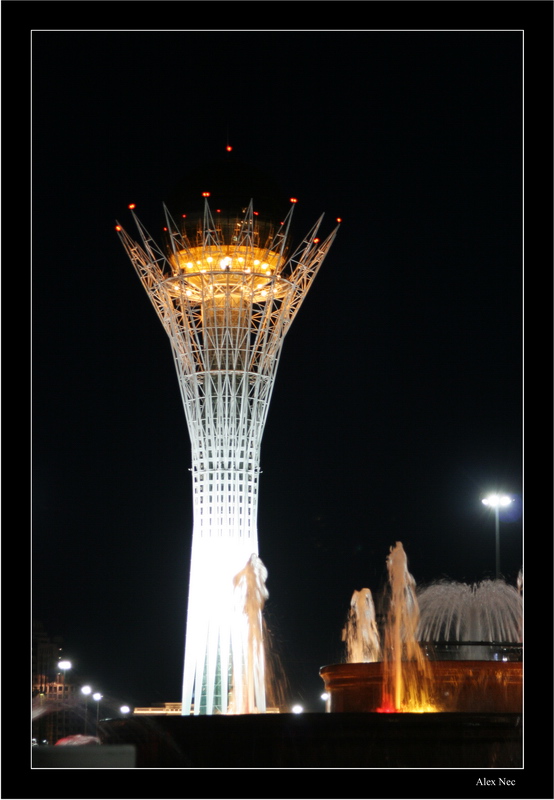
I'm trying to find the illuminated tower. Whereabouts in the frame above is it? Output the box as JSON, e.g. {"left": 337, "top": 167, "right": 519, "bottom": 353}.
{"left": 116, "top": 165, "right": 339, "bottom": 714}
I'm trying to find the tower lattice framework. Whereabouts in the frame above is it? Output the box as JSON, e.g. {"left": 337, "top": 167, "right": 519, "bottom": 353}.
{"left": 117, "top": 190, "right": 338, "bottom": 714}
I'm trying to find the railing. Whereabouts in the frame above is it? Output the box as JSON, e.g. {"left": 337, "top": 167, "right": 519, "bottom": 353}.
{"left": 419, "top": 641, "right": 522, "bottom": 661}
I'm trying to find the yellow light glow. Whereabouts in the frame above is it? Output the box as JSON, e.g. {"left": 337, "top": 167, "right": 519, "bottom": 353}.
{"left": 401, "top": 702, "right": 438, "bottom": 713}
{"left": 167, "top": 244, "right": 287, "bottom": 303}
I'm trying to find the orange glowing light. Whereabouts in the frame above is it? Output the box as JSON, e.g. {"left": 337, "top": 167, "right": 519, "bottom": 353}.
{"left": 313, "top": 238, "right": 320, "bottom": 244}
{"left": 163, "top": 227, "right": 168, "bottom": 231}
{"left": 128, "top": 203, "right": 136, "bottom": 210}
{"left": 290, "top": 197, "right": 298, "bottom": 204}
{"left": 202, "top": 192, "right": 210, "bottom": 197}
{"left": 115, "top": 225, "right": 122, "bottom": 231}
{"left": 376, "top": 695, "right": 397, "bottom": 713}
{"left": 182, "top": 214, "right": 187, "bottom": 218}
{"left": 376, "top": 704, "right": 397, "bottom": 713}
{"left": 336, "top": 217, "right": 342, "bottom": 223}
{"left": 226, "top": 145, "right": 232, "bottom": 152}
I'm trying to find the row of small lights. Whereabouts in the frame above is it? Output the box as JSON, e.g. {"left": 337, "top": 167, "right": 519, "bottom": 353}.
{"left": 57, "top": 660, "right": 131, "bottom": 716}
{"left": 181, "top": 256, "right": 275, "bottom": 273}
{"left": 58, "top": 658, "right": 320, "bottom": 716}
{"left": 115, "top": 200, "right": 342, "bottom": 234}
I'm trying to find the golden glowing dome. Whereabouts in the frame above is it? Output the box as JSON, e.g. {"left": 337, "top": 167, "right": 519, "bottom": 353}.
{"left": 165, "top": 244, "right": 288, "bottom": 303}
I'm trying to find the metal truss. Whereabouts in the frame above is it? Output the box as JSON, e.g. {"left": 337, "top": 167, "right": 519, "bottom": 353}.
{"left": 117, "top": 197, "right": 339, "bottom": 715}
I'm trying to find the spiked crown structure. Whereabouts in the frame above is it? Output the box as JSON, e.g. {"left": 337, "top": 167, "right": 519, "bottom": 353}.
{"left": 117, "top": 174, "right": 339, "bottom": 715}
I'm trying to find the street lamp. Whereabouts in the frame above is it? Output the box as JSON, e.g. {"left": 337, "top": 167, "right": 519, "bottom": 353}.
{"left": 81, "top": 685, "right": 92, "bottom": 734}
{"left": 120, "top": 705, "right": 131, "bottom": 715}
{"left": 57, "top": 659, "right": 72, "bottom": 679}
{"left": 92, "top": 692, "right": 103, "bottom": 732}
{"left": 482, "top": 494, "right": 512, "bottom": 580}
{"left": 57, "top": 660, "right": 72, "bottom": 741}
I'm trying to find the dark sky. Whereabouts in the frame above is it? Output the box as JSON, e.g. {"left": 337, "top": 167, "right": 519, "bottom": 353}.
{"left": 32, "top": 21, "right": 526, "bottom": 718}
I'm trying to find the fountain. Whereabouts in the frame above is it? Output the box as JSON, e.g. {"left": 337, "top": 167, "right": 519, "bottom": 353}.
{"left": 342, "top": 588, "right": 381, "bottom": 663}
{"left": 229, "top": 554, "right": 269, "bottom": 714}
{"left": 318, "top": 542, "right": 522, "bottom": 766}
{"left": 321, "top": 542, "right": 522, "bottom": 715}
{"left": 322, "top": 543, "right": 436, "bottom": 713}
{"left": 417, "top": 577, "right": 523, "bottom": 658}
{"left": 415, "top": 577, "right": 523, "bottom": 714}
{"left": 100, "top": 542, "right": 522, "bottom": 766}
{"left": 380, "top": 542, "right": 435, "bottom": 712}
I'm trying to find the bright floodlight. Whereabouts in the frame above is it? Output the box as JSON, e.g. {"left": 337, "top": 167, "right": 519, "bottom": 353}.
{"left": 482, "top": 493, "right": 513, "bottom": 579}
{"left": 81, "top": 685, "right": 92, "bottom": 696}
{"left": 58, "top": 660, "right": 72, "bottom": 670}
{"left": 292, "top": 704, "right": 304, "bottom": 714}
{"left": 120, "top": 705, "right": 131, "bottom": 714}
{"left": 117, "top": 185, "right": 339, "bottom": 715}
{"left": 92, "top": 692, "right": 102, "bottom": 702}
{"left": 482, "top": 494, "right": 512, "bottom": 508}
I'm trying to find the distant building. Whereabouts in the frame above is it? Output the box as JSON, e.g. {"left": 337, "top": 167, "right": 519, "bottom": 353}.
{"left": 132, "top": 702, "right": 280, "bottom": 715}
{"left": 133, "top": 702, "right": 184, "bottom": 715}
{"left": 32, "top": 621, "right": 82, "bottom": 744}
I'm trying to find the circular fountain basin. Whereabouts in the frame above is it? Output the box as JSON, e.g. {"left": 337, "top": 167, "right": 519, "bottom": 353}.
{"left": 320, "top": 660, "right": 522, "bottom": 713}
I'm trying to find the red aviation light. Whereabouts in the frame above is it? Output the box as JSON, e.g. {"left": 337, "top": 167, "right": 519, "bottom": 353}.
{"left": 128, "top": 203, "right": 136, "bottom": 210}
{"left": 336, "top": 217, "right": 342, "bottom": 223}
{"left": 290, "top": 197, "right": 298, "bottom": 204}
{"left": 226, "top": 145, "right": 233, "bottom": 152}
{"left": 202, "top": 192, "right": 210, "bottom": 197}
{"left": 115, "top": 225, "right": 122, "bottom": 231}
{"left": 253, "top": 211, "right": 259, "bottom": 216}
{"left": 182, "top": 214, "right": 187, "bottom": 218}
{"left": 313, "top": 238, "right": 320, "bottom": 244}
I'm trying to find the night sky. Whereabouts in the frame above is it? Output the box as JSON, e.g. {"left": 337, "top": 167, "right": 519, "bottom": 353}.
{"left": 31, "top": 19, "right": 527, "bottom": 727}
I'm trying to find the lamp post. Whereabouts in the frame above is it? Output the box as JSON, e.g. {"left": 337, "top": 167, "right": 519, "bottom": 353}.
{"left": 81, "top": 685, "right": 92, "bottom": 734}
{"left": 482, "top": 494, "right": 512, "bottom": 580}
{"left": 92, "top": 692, "right": 103, "bottom": 733}
{"left": 57, "top": 660, "right": 72, "bottom": 741}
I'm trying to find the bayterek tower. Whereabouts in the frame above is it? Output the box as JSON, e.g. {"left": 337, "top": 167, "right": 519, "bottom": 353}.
{"left": 116, "top": 155, "right": 339, "bottom": 714}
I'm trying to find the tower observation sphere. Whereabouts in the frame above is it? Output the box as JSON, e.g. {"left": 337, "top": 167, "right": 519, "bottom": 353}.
{"left": 116, "top": 159, "right": 339, "bottom": 715}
